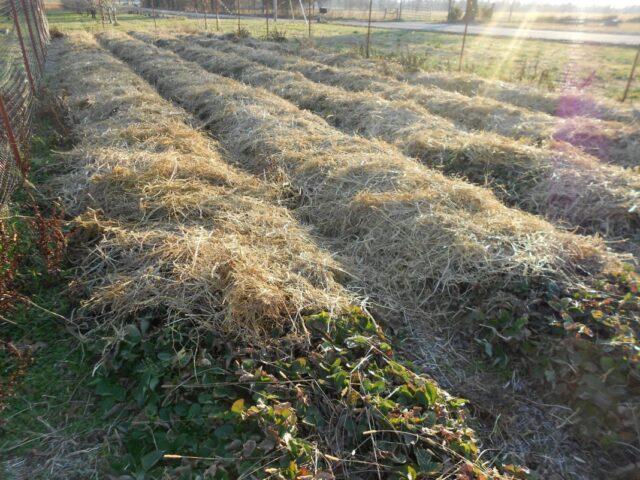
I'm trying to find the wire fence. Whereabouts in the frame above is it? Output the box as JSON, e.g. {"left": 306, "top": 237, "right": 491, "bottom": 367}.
{"left": 0, "top": 0, "right": 49, "bottom": 207}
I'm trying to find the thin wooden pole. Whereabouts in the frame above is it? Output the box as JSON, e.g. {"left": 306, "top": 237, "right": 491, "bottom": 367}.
{"left": 458, "top": 0, "right": 471, "bottom": 72}
{"left": 237, "top": 0, "right": 241, "bottom": 34}
{"left": 287, "top": 0, "right": 294, "bottom": 20}
{"left": 297, "top": 0, "right": 306, "bottom": 25}
{"left": 307, "top": 0, "right": 311, "bottom": 37}
{"left": 365, "top": 0, "right": 373, "bottom": 58}
{"left": 99, "top": 0, "right": 105, "bottom": 28}
{"left": 622, "top": 44, "right": 640, "bottom": 103}
{"left": 265, "top": 0, "right": 269, "bottom": 34}
{"left": 152, "top": 0, "right": 157, "bottom": 33}
{"left": 215, "top": 0, "right": 220, "bottom": 30}
{"left": 202, "top": 0, "right": 208, "bottom": 29}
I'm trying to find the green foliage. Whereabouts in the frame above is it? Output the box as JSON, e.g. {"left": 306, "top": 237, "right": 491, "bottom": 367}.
{"left": 397, "top": 48, "right": 427, "bottom": 73}
{"left": 91, "top": 308, "right": 506, "bottom": 478}
{"left": 474, "top": 271, "right": 640, "bottom": 443}
{"left": 479, "top": 4, "right": 494, "bottom": 22}
{"left": 264, "top": 28, "right": 288, "bottom": 42}
{"left": 447, "top": 6, "right": 463, "bottom": 23}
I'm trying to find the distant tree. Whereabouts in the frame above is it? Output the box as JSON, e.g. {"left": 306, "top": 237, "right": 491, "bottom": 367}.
{"left": 464, "top": 0, "right": 478, "bottom": 21}
{"left": 479, "top": 2, "right": 494, "bottom": 21}
{"left": 447, "top": 0, "right": 460, "bottom": 22}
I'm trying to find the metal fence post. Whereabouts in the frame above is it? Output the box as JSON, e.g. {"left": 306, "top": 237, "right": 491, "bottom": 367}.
{"left": 0, "top": 95, "right": 25, "bottom": 175}
{"left": 237, "top": 0, "right": 241, "bottom": 34}
{"left": 30, "top": 0, "right": 48, "bottom": 56}
{"left": 8, "top": 0, "right": 36, "bottom": 94}
{"left": 20, "top": 0, "right": 44, "bottom": 73}
{"left": 152, "top": 0, "right": 158, "bottom": 34}
{"left": 202, "top": 0, "right": 208, "bottom": 30}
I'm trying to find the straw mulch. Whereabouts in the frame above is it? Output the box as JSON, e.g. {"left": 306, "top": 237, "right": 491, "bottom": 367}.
{"left": 99, "top": 30, "right": 618, "bottom": 322}
{"left": 49, "top": 32, "right": 350, "bottom": 342}
{"left": 234, "top": 37, "right": 640, "bottom": 168}
{"left": 156, "top": 33, "right": 640, "bottom": 248}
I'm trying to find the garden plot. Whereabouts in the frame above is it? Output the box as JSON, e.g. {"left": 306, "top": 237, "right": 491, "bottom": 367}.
{"left": 98, "top": 31, "right": 639, "bottom": 460}
{"left": 47, "top": 32, "right": 507, "bottom": 479}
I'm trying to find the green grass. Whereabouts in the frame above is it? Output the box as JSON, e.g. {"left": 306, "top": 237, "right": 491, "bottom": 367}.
{"left": 314, "top": 29, "right": 640, "bottom": 102}
{"left": 0, "top": 117, "right": 109, "bottom": 479}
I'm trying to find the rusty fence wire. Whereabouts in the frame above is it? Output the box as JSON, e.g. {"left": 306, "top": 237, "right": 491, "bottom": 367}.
{"left": 0, "top": 0, "right": 49, "bottom": 207}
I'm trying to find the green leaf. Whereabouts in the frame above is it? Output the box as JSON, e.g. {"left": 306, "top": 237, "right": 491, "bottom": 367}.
{"left": 420, "top": 382, "right": 438, "bottom": 406}
{"left": 125, "top": 324, "right": 141, "bottom": 345}
{"left": 140, "top": 450, "right": 163, "bottom": 471}
{"left": 157, "top": 351, "right": 173, "bottom": 362}
{"left": 329, "top": 370, "right": 349, "bottom": 390}
{"left": 214, "top": 424, "right": 235, "bottom": 440}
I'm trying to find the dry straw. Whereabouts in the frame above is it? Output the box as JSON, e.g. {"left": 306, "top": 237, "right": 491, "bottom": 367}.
{"left": 156, "top": 33, "right": 640, "bottom": 248}
{"left": 48, "top": 32, "right": 350, "bottom": 342}
{"left": 98, "top": 31, "right": 618, "bottom": 324}
{"left": 49, "top": 33, "right": 517, "bottom": 479}
{"left": 236, "top": 37, "right": 640, "bottom": 168}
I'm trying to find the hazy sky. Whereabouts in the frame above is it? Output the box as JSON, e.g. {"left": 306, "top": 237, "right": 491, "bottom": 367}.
{"left": 522, "top": 0, "right": 639, "bottom": 5}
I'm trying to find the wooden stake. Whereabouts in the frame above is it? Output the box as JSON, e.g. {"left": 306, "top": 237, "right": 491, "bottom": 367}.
{"left": 308, "top": 0, "right": 311, "bottom": 37}
{"left": 365, "top": 0, "right": 373, "bottom": 58}
{"left": 622, "top": 44, "right": 640, "bottom": 103}
{"left": 202, "top": 0, "right": 208, "bottom": 29}
{"left": 237, "top": 0, "right": 241, "bottom": 34}
{"left": 152, "top": 0, "right": 157, "bottom": 34}
{"left": 458, "top": 0, "right": 471, "bottom": 72}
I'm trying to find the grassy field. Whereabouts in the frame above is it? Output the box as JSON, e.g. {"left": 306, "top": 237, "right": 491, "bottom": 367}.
{"left": 326, "top": 9, "right": 640, "bottom": 35}
{"left": 46, "top": 9, "right": 640, "bottom": 103}
{"left": 2, "top": 9, "right": 639, "bottom": 480}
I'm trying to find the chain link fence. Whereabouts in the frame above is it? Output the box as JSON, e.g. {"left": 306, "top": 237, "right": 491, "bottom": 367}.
{"left": 0, "top": 0, "right": 49, "bottom": 207}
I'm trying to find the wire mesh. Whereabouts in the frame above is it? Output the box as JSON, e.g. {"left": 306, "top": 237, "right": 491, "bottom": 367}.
{"left": 0, "top": 0, "right": 48, "bottom": 206}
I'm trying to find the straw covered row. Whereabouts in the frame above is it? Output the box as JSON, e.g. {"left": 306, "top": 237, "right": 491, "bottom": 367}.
{"left": 49, "top": 32, "right": 350, "bottom": 341}
{"left": 148, "top": 33, "right": 639, "bottom": 247}
{"left": 234, "top": 36, "right": 640, "bottom": 168}
{"left": 99, "top": 30, "right": 614, "bottom": 320}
